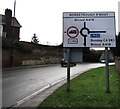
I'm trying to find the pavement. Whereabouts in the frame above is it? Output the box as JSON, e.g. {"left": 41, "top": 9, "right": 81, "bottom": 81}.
{"left": 3, "top": 64, "right": 55, "bottom": 71}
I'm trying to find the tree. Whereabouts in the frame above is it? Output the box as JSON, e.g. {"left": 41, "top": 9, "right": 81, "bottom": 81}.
{"left": 116, "top": 32, "right": 120, "bottom": 56}
{"left": 31, "top": 33, "right": 39, "bottom": 44}
{"left": 111, "top": 33, "right": 120, "bottom": 57}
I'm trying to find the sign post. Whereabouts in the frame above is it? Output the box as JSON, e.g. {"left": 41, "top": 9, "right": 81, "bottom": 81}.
{"left": 67, "top": 48, "right": 71, "bottom": 92}
{"left": 105, "top": 47, "right": 110, "bottom": 93}
{"left": 63, "top": 12, "right": 116, "bottom": 93}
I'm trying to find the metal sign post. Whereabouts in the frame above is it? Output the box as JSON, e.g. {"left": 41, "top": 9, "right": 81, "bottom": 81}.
{"left": 67, "top": 48, "right": 71, "bottom": 92}
{"left": 105, "top": 47, "right": 110, "bottom": 93}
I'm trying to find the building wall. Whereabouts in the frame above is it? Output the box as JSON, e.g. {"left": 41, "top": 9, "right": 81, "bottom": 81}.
{"left": 63, "top": 48, "right": 83, "bottom": 63}
{"left": 5, "top": 9, "right": 12, "bottom": 39}
{"left": 2, "top": 9, "right": 20, "bottom": 41}
{"left": 70, "top": 51, "right": 83, "bottom": 63}
{"left": 3, "top": 25, "right": 20, "bottom": 41}
{"left": 12, "top": 27, "right": 20, "bottom": 41}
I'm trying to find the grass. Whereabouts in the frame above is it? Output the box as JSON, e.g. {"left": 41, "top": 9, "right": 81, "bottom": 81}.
{"left": 38, "top": 66, "right": 120, "bottom": 108}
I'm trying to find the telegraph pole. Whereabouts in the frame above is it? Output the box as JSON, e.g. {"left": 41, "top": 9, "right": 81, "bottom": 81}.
{"left": 10, "top": 0, "right": 16, "bottom": 66}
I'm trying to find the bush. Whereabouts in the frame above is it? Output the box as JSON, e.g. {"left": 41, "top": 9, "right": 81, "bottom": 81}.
{"left": 2, "top": 38, "right": 33, "bottom": 53}
{"left": 111, "top": 33, "right": 120, "bottom": 57}
{"left": 2, "top": 37, "right": 12, "bottom": 49}
{"left": 89, "top": 50, "right": 102, "bottom": 62}
{"left": 13, "top": 41, "right": 33, "bottom": 53}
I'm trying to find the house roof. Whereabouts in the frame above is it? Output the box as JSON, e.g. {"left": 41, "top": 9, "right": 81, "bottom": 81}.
{"left": 0, "top": 14, "right": 22, "bottom": 28}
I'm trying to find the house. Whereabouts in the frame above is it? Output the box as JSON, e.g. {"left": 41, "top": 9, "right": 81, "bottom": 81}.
{"left": 0, "top": 9, "right": 22, "bottom": 41}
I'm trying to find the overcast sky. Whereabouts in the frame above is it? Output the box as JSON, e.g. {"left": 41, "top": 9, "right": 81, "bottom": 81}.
{"left": 0, "top": 0, "right": 119, "bottom": 45}
{"left": 118, "top": 1, "right": 120, "bottom": 32}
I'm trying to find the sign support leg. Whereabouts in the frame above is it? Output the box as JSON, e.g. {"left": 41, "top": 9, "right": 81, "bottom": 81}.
{"left": 105, "top": 47, "right": 110, "bottom": 93}
{"left": 67, "top": 48, "right": 71, "bottom": 92}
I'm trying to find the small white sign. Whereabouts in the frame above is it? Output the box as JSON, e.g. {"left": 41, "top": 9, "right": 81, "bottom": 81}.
{"left": 63, "top": 12, "right": 116, "bottom": 47}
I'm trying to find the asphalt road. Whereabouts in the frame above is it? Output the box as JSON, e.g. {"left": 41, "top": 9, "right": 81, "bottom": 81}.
{"left": 2, "top": 63, "right": 107, "bottom": 107}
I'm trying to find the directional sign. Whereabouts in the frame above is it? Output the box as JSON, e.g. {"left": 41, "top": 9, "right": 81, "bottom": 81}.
{"left": 63, "top": 12, "right": 116, "bottom": 47}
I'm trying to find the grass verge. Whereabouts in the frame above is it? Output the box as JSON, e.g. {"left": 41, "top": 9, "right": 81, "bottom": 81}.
{"left": 38, "top": 66, "right": 119, "bottom": 108}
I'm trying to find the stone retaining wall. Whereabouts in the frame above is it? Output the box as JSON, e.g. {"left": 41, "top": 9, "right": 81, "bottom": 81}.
{"left": 22, "top": 57, "right": 61, "bottom": 66}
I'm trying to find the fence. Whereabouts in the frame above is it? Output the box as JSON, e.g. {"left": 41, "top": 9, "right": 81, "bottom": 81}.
{"left": 115, "top": 57, "right": 120, "bottom": 74}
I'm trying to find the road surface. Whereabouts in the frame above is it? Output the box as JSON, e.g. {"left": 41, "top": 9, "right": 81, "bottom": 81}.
{"left": 2, "top": 63, "right": 108, "bottom": 107}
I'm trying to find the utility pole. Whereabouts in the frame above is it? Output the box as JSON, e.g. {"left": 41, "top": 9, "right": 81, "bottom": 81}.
{"left": 10, "top": 0, "right": 16, "bottom": 66}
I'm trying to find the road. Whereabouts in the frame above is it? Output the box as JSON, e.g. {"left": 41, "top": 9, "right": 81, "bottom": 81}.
{"left": 2, "top": 63, "right": 108, "bottom": 107}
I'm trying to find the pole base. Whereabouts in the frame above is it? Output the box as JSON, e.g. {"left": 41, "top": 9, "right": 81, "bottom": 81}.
{"left": 106, "top": 90, "right": 110, "bottom": 93}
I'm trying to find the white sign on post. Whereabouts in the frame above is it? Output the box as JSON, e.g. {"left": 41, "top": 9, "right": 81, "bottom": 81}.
{"left": 63, "top": 12, "right": 116, "bottom": 47}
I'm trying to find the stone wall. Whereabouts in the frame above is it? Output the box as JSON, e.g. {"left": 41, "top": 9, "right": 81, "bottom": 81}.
{"left": 22, "top": 57, "right": 61, "bottom": 66}
{"left": 2, "top": 43, "right": 63, "bottom": 67}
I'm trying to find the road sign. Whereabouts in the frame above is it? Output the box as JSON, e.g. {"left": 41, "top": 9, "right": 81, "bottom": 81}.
{"left": 63, "top": 12, "right": 116, "bottom": 47}
{"left": 67, "top": 26, "right": 79, "bottom": 38}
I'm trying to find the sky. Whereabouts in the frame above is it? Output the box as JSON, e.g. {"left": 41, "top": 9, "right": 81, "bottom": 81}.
{"left": 118, "top": 1, "right": 120, "bottom": 32}
{"left": 0, "top": 0, "right": 119, "bottom": 45}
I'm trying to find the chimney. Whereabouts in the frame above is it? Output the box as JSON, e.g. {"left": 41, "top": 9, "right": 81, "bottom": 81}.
{"left": 5, "top": 9, "right": 13, "bottom": 39}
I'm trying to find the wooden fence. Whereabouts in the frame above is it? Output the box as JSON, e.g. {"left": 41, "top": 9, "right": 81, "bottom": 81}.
{"left": 115, "top": 57, "right": 120, "bottom": 74}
